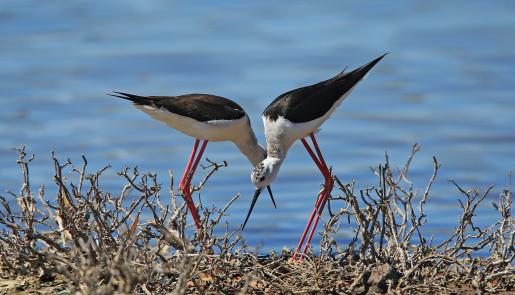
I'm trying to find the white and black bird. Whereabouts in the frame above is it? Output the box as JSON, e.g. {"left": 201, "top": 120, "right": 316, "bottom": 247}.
{"left": 242, "top": 54, "right": 386, "bottom": 260}
{"left": 109, "top": 92, "right": 276, "bottom": 231}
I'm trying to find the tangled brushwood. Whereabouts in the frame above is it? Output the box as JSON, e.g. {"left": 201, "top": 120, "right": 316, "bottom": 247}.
{"left": 0, "top": 144, "right": 513, "bottom": 294}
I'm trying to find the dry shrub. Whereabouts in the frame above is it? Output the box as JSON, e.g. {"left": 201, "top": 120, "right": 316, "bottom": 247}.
{"left": 0, "top": 144, "right": 513, "bottom": 294}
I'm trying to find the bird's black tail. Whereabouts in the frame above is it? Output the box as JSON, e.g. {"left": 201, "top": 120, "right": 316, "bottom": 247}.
{"left": 327, "top": 53, "right": 387, "bottom": 83}
{"left": 108, "top": 91, "right": 149, "bottom": 105}
{"left": 348, "top": 53, "right": 388, "bottom": 80}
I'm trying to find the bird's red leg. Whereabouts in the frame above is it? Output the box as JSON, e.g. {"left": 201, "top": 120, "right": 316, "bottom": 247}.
{"left": 300, "top": 134, "right": 334, "bottom": 256}
{"left": 292, "top": 135, "right": 330, "bottom": 260}
{"left": 182, "top": 140, "right": 208, "bottom": 231}
{"left": 310, "top": 133, "right": 330, "bottom": 174}
{"left": 184, "top": 140, "right": 208, "bottom": 189}
{"left": 179, "top": 139, "right": 200, "bottom": 191}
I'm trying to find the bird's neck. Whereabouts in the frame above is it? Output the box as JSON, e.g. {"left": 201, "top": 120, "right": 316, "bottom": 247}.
{"left": 266, "top": 142, "right": 283, "bottom": 159}
{"left": 233, "top": 130, "right": 266, "bottom": 166}
{"left": 266, "top": 131, "right": 295, "bottom": 162}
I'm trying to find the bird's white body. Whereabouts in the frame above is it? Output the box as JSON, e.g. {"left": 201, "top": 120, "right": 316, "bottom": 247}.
{"left": 262, "top": 86, "right": 355, "bottom": 159}
{"left": 136, "top": 105, "right": 265, "bottom": 166}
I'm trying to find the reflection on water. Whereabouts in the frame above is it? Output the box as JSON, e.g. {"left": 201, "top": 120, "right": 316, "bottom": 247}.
{"left": 1, "top": 1, "right": 514, "bottom": 249}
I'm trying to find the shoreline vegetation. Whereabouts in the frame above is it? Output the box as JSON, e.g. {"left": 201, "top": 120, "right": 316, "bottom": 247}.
{"left": 0, "top": 145, "right": 513, "bottom": 294}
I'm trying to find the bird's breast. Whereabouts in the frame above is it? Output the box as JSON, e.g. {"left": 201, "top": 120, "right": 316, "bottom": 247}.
{"left": 262, "top": 115, "right": 320, "bottom": 155}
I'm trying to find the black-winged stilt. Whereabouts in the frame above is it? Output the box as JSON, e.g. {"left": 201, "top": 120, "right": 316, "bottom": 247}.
{"left": 242, "top": 54, "right": 386, "bottom": 260}
{"left": 109, "top": 92, "right": 276, "bottom": 232}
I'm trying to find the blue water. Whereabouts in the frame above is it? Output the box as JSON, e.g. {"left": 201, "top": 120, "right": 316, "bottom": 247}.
{"left": 1, "top": 1, "right": 514, "bottom": 249}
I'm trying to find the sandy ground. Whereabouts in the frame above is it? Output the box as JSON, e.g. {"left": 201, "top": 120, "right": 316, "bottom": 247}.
{"left": 0, "top": 273, "right": 67, "bottom": 294}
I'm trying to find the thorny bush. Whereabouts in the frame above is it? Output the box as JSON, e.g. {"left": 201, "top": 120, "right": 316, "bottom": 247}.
{"left": 0, "top": 144, "right": 513, "bottom": 294}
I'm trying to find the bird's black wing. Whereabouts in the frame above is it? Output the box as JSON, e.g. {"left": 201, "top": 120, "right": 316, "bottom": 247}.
{"left": 263, "top": 54, "right": 386, "bottom": 123}
{"left": 109, "top": 92, "right": 246, "bottom": 122}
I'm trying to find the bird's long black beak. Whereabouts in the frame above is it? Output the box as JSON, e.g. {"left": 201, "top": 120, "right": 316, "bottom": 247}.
{"left": 267, "top": 185, "right": 277, "bottom": 208}
{"left": 242, "top": 188, "right": 262, "bottom": 230}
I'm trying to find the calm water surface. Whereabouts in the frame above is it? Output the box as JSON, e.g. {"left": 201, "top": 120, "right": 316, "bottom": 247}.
{"left": 1, "top": 1, "right": 514, "bottom": 249}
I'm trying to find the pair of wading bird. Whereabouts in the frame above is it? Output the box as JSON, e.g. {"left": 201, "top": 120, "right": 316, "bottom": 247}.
{"left": 110, "top": 54, "right": 386, "bottom": 260}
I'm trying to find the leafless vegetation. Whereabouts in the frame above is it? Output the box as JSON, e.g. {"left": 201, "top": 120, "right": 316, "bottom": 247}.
{"left": 0, "top": 144, "right": 513, "bottom": 294}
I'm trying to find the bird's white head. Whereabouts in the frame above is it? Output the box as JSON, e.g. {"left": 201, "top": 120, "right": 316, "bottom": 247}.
{"left": 251, "top": 157, "right": 282, "bottom": 189}
{"left": 242, "top": 157, "right": 282, "bottom": 229}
